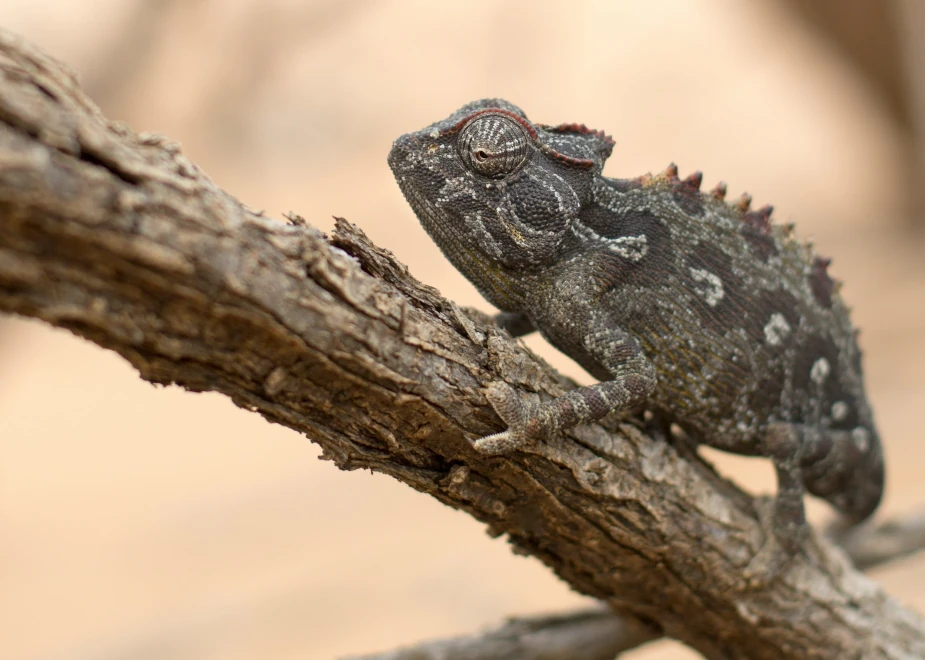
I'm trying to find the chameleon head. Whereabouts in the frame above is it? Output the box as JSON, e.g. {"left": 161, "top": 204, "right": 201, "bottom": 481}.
{"left": 388, "top": 99, "right": 615, "bottom": 287}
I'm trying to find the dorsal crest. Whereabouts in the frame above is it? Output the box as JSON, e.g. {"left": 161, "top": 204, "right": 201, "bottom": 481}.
{"left": 539, "top": 123, "right": 615, "bottom": 166}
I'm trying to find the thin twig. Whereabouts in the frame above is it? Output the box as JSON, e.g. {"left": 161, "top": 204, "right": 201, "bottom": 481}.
{"left": 346, "top": 606, "right": 659, "bottom": 660}
{"left": 831, "top": 511, "right": 925, "bottom": 571}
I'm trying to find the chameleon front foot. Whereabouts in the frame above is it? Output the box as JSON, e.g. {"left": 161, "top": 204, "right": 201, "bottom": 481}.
{"left": 474, "top": 382, "right": 563, "bottom": 454}
{"left": 474, "top": 371, "right": 654, "bottom": 455}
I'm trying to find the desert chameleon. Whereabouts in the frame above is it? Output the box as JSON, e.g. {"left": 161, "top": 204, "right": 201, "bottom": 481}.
{"left": 388, "top": 98, "right": 885, "bottom": 570}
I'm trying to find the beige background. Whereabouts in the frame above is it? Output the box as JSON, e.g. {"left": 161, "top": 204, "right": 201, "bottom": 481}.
{"left": 2, "top": 1, "right": 925, "bottom": 659}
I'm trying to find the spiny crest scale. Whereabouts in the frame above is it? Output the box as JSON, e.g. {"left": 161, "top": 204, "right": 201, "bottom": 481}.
{"left": 682, "top": 171, "right": 703, "bottom": 191}
{"left": 734, "top": 192, "right": 752, "bottom": 213}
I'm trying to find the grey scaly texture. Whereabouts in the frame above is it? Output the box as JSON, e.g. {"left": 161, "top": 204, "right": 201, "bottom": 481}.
{"left": 388, "top": 99, "right": 885, "bottom": 578}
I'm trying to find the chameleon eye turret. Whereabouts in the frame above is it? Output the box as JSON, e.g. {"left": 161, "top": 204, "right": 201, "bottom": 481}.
{"left": 458, "top": 112, "right": 531, "bottom": 179}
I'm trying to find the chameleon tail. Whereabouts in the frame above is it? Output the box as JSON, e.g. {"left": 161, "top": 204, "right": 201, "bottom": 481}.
{"left": 803, "top": 427, "right": 885, "bottom": 524}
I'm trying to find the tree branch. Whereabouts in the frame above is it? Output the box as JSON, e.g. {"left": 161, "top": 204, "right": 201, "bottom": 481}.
{"left": 831, "top": 510, "right": 925, "bottom": 572}
{"left": 0, "top": 29, "right": 923, "bottom": 659}
{"left": 346, "top": 605, "right": 659, "bottom": 660}
{"left": 353, "top": 509, "right": 925, "bottom": 659}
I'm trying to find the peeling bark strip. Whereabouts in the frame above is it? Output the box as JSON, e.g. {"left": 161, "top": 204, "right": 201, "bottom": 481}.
{"left": 0, "top": 29, "right": 922, "bottom": 660}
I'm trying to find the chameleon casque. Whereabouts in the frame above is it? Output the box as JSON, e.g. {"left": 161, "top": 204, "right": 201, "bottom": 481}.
{"left": 388, "top": 98, "right": 885, "bottom": 565}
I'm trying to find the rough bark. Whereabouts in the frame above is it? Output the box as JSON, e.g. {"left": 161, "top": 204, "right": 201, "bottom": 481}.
{"left": 354, "top": 512, "right": 925, "bottom": 659}
{"left": 0, "top": 29, "right": 923, "bottom": 660}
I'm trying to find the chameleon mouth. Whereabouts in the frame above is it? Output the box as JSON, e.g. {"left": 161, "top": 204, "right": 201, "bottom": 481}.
{"left": 393, "top": 172, "right": 467, "bottom": 262}
{"left": 389, "top": 137, "right": 520, "bottom": 307}
{"left": 388, "top": 133, "right": 426, "bottom": 178}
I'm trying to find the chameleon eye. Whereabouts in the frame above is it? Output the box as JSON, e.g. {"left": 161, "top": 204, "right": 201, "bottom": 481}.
{"left": 458, "top": 114, "right": 530, "bottom": 178}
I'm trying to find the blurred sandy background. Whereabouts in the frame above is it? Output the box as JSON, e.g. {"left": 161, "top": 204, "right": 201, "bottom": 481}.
{"left": 2, "top": 1, "right": 925, "bottom": 659}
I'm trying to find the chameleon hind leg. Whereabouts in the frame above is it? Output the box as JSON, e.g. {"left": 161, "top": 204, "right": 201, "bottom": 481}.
{"left": 765, "top": 422, "right": 813, "bottom": 553}
{"left": 742, "top": 422, "right": 808, "bottom": 586}
{"left": 743, "top": 421, "right": 851, "bottom": 586}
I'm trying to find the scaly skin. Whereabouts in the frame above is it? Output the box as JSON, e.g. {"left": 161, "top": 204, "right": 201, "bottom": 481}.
{"left": 388, "top": 99, "right": 885, "bottom": 578}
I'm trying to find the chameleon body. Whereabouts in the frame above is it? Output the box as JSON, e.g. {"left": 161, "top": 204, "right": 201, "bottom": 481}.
{"left": 388, "top": 99, "right": 884, "bottom": 558}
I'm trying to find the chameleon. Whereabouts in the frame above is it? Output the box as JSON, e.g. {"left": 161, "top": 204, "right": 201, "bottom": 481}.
{"left": 387, "top": 98, "right": 885, "bottom": 570}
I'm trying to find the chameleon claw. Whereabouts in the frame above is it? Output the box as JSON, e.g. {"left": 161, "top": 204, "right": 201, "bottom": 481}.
{"left": 474, "top": 430, "right": 524, "bottom": 454}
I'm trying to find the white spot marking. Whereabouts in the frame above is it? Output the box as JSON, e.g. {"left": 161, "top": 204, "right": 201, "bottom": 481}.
{"left": 851, "top": 427, "right": 870, "bottom": 453}
{"left": 810, "top": 357, "right": 830, "bottom": 385}
{"left": 463, "top": 213, "right": 502, "bottom": 258}
{"left": 763, "top": 313, "right": 791, "bottom": 346}
{"left": 831, "top": 401, "right": 849, "bottom": 422}
{"left": 570, "top": 222, "right": 648, "bottom": 262}
{"left": 428, "top": 128, "right": 440, "bottom": 139}
{"left": 608, "top": 234, "right": 648, "bottom": 261}
{"left": 689, "top": 268, "right": 725, "bottom": 307}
